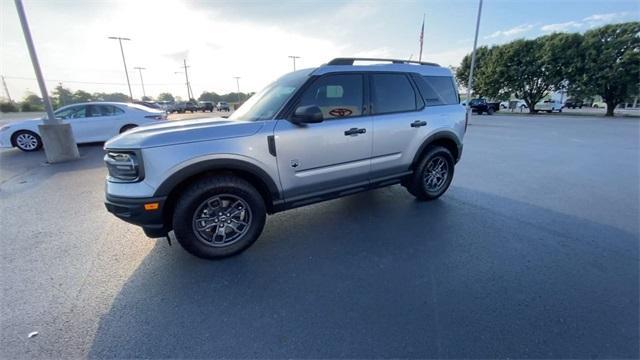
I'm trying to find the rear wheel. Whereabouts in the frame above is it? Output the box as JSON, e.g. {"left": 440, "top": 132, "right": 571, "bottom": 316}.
{"left": 12, "top": 130, "right": 42, "bottom": 152}
{"left": 173, "top": 175, "right": 266, "bottom": 259}
{"left": 487, "top": 107, "right": 495, "bottom": 115}
{"left": 406, "top": 146, "right": 455, "bottom": 201}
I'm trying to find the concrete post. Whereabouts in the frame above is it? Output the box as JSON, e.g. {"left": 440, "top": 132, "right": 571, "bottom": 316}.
{"left": 14, "top": 0, "right": 79, "bottom": 162}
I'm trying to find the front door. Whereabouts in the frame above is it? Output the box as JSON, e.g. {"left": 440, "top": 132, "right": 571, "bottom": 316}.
{"left": 274, "top": 73, "right": 373, "bottom": 201}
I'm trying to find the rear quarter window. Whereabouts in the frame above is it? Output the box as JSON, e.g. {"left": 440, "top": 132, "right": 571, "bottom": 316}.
{"left": 414, "top": 75, "right": 459, "bottom": 106}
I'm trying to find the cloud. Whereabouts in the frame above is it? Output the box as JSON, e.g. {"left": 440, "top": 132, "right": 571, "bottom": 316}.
{"left": 541, "top": 21, "right": 582, "bottom": 32}
{"left": 485, "top": 24, "right": 534, "bottom": 39}
{"left": 540, "top": 12, "right": 633, "bottom": 33}
{"left": 583, "top": 12, "right": 630, "bottom": 24}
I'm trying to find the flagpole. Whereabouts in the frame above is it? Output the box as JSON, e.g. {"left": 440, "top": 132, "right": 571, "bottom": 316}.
{"left": 466, "top": 0, "right": 483, "bottom": 112}
{"left": 418, "top": 13, "right": 425, "bottom": 62}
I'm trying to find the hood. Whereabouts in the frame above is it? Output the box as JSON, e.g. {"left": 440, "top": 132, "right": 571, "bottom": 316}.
{"left": 105, "top": 117, "right": 263, "bottom": 149}
{"left": 1, "top": 117, "right": 44, "bottom": 130}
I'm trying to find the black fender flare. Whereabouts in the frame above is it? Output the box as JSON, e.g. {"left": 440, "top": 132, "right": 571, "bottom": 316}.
{"left": 412, "top": 131, "right": 463, "bottom": 166}
{"left": 153, "top": 158, "right": 281, "bottom": 201}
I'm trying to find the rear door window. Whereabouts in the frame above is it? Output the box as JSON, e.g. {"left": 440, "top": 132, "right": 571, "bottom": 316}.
{"left": 370, "top": 73, "right": 417, "bottom": 114}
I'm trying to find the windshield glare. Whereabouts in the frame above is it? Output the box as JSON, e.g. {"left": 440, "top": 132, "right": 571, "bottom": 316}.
{"left": 229, "top": 70, "right": 311, "bottom": 121}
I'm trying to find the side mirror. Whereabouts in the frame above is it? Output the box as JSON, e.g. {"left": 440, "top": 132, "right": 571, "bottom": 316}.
{"left": 292, "top": 105, "right": 323, "bottom": 124}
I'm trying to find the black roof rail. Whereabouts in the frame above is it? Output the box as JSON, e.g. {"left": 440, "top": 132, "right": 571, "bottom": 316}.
{"left": 326, "top": 57, "right": 440, "bottom": 67}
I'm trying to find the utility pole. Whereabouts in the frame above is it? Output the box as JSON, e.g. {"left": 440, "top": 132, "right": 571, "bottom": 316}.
{"left": 233, "top": 76, "right": 241, "bottom": 103}
{"left": 182, "top": 59, "right": 193, "bottom": 100}
{"left": 108, "top": 36, "right": 133, "bottom": 101}
{"left": 15, "top": 0, "right": 79, "bottom": 162}
{"left": 133, "top": 67, "right": 146, "bottom": 99}
{"left": 288, "top": 55, "right": 300, "bottom": 71}
{"left": 465, "top": 0, "right": 483, "bottom": 114}
{"left": 1, "top": 75, "right": 12, "bottom": 103}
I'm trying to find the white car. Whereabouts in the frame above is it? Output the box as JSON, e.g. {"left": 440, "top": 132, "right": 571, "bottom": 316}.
{"left": 534, "top": 99, "right": 563, "bottom": 113}
{"left": 500, "top": 99, "right": 528, "bottom": 110}
{"left": 0, "top": 102, "right": 167, "bottom": 152}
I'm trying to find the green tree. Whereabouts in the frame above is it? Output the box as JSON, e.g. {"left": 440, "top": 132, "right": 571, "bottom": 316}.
{"left": 20, "top": 94, "right": 44, "bottom": 112}
{"left": 72, "top": 90, "right": 92, "bottom": 103}
{"left": 52, "top": 84, "right": 73, "bottom": 108}
{"left": 198, "top": 91, "right": 221, "bottom": 102}
{"left": 157, "top": 92, "right": 175, "bottom": 102}
{"left": 574, "top": 22, "right": 640, "bottom": 116}
{"left": 92, "top": 92, "right": 129, "bottom": 102}
{"left": 456, "top": 46, "right": 492, "bottom": 97}
{"left": 0, "top": 102, "right": 19, "bottom": 113}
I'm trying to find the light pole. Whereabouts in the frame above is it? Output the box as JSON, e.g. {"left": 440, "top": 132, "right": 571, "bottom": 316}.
{"left": 108, "top": 36, "right": 133, "bottom": 101}
{"left": 465, "top": 0, "right": 483, "bottom": 115}
{"left": 288, "top": 55, "right": 300, "bottom": 71}
{"left": 233, "top": 76, "right": 241, "bottom": 103}
{"left": 133, "top": 66, "right": 146, "bottom": 99}
{"left": 14, "top": 0, "right": 79, "bottom": 162}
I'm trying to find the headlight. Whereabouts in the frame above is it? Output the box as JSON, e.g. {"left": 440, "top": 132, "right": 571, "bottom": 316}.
{"left": 104, "top": 150, "right": 143, "bottom": 182}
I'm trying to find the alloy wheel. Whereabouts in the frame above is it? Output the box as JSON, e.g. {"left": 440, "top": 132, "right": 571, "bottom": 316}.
{"left": 192, "top": 194, "right": 252, "bottom": 247}
{"left": 15, "top": 133, "right": 39, "bottom": 151}
{"left": 423, "top": 156, "right": 449, "bottom": 193}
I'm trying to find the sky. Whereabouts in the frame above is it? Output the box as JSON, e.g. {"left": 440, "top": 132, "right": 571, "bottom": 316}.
{"left": 1, "top": 0, "right": 638, "bottom": 101}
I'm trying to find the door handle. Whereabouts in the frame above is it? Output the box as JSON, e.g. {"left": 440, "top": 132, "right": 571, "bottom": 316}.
{"left": 411, "top": 120, "right": 427, "bottom": 128}
{"left": 344, "top": 128, "right": 366, "bottom": 136}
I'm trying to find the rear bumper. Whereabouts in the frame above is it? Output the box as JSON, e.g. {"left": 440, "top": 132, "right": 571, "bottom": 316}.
{"left": 105, "top": 194, "right": 169, "bottom": 238}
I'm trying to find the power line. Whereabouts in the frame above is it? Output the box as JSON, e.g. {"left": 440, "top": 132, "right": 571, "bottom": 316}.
{"left": 3, "top": 76, "right": 185, "bottom": 86}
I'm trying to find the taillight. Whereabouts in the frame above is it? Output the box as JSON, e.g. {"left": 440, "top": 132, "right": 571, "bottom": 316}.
{"left": 145, "top": 115, "right": 164, "bottom": 120}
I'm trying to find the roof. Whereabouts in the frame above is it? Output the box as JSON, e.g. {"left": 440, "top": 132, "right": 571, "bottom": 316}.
{"left": 312, "top": 57, "right": 453, "bottom": 77}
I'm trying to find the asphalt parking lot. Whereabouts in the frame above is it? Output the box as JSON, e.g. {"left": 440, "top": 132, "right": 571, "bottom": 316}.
{"left": 1, "top": 114, "right": 638, "bottom": 358}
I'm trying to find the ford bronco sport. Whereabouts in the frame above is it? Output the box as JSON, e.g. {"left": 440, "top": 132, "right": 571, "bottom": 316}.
{"left": 104, "top": 58, "right": 466, "bottom": 259}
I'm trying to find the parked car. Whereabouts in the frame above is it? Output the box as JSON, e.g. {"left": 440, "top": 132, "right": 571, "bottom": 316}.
{"left": 216, "top": 101, "right": 230, "bottom": 112}
{"left": 104, "top": 57, "right": 467, "bottom": 259}
{"left": 156, "top": 101, "right": 175, "bottom": 112}
{"left": 563, "top": 98, "right": 583, "bottom": 109}
{"left": 535, "top": 99, "right": 563, "bottom": 113}
{"left": 185, "top": 101, "right": 199, "bottom": 113}
{"left": 199, "top": 101, "right": 215, "bottom": 112}
{"left": 592, "top": 101, "right": 606, "bottom": 109}
{"left": 133, "top": 100, "right": 162, "bottom": 110}
{"left": 0, "top": 102, "right": 167, "bottom": 152}
{"left": 500, "top": 99, "right": 528, "bottom": 110}
{"left": 469, "top": 98, "right": 500, "bottom": 115}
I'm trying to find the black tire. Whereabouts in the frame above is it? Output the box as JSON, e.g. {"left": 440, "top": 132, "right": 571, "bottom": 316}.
{"left": 406, "top": 146, "right": 455, "bottom": 201}
{"left": 547, "top": 110, "right": 552, "bottom": 113}
{"left": 12, "top": 130, "right": 42, "bottom": 152}
{"left": 487, "top": 107, "right": 495, "bottom": 115}
{"left": 120, "top": 124, "right": 137, "bottom": 133}
{"left": 173, "top": 175, "right": 267, "bottom": 259}
{"left": 558, "top": 109, "right": 562, "bottom": 113}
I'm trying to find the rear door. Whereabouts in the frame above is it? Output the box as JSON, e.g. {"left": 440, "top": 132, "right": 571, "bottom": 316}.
{"left": 369, "top": 72, "right": 426, "bottom": 179}
{"left": 274, "top": 73, "right": 373, "bottom": 201}
{"left": 85, "top": 104, "right": 126, "bottom": 141}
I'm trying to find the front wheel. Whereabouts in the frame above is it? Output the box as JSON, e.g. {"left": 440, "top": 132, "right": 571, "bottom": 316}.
{"left": 12, "top": 130, "right": 42, "bottom": 152}
{"left": 173, "top": 175, "right": 266, "bottom": 259}
{"left": 406, "top": 146, "right": 455, "bottom": 201}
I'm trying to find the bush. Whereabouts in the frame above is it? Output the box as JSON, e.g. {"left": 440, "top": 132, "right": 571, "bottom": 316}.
{"left": 0, "top": 102, "right": 19, "bottom": 113}
{"left": 20, "top": 102, "right": 44, "bottom": 112}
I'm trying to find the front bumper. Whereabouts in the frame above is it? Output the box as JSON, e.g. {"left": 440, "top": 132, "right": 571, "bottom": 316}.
{"left": 105, "top": 194, "right": 169, "bottom": 238}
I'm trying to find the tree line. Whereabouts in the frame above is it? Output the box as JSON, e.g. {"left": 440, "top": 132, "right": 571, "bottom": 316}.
{"left": 456, "top": 22, "right": 639, "bottom": 116}
{"left": 0, "top": 85, "right": 255, "bottom": 113}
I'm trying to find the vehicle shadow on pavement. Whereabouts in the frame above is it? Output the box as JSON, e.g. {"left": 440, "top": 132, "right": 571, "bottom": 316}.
{"left": 88, "top": 186, "right": 639, "bottom": 359}
{"left": 0, "top": 144, "right": 104, "bottom": 197}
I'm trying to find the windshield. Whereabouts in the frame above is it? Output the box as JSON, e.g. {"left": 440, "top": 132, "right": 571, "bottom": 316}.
{"left": 229, "top": 69, "right": 311, "bottom": 121}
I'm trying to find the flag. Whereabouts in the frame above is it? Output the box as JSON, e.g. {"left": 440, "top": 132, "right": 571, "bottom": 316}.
{"left": 419, "top": 14, "right": 425, "bottom": 62}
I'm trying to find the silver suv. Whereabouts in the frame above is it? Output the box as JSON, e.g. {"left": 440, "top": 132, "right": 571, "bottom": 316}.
{"left": 104, "top": 58, "right": 467, "bottom": 259}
